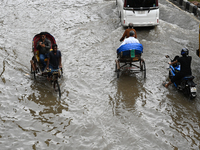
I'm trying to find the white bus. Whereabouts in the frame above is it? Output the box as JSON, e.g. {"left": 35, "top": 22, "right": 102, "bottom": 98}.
{"left": 116, "top": 0, "right": 159, "bottom": 27}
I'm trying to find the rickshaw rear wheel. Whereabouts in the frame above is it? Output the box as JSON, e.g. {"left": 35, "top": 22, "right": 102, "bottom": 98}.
{"left": 54, "top": 80, "right": 61, "bottom": 98}
{"left": 31, "top": 64, "right": 36, "bottom": 79}
{"left": 115, "top": 64, "right": 120, "bottom": 78}
{"left": 115, "top": 63, "right": 117, "bottom": 72}
{"left": 117, "top": 70, "right": 120, "bottom": 78}
{"left": 140, "top": 60, "right": 146, "bottom": 79}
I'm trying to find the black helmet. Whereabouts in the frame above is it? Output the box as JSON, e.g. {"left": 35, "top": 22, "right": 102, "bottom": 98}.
{"left": 181, "top": 48, "right": 189, "bottom": 56}
{"left": 128, "top": 23, "right": 133, "bottom": 28}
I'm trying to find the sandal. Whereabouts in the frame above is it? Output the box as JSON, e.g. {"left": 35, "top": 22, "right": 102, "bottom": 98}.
{"left": 162, "top": 82, "right": 167, "bottom": 88}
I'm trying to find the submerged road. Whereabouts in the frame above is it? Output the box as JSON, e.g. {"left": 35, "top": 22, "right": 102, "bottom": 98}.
{"left": 0, "top": 0, "right": 200, "bottom": 149}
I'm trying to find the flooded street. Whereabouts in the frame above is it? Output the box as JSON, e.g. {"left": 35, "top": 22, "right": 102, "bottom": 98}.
{"left": 0, "top": 0, "right": 200, "bottom": 149}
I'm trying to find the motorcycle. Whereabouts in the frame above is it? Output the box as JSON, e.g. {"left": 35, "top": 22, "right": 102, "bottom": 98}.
{"left": 165, "top": 55, "right": 197, "bottom": 99}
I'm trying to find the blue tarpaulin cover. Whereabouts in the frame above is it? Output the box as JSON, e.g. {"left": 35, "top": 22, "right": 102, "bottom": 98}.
{"left": 117, "top": 43, "right": 143, "bottom": 54}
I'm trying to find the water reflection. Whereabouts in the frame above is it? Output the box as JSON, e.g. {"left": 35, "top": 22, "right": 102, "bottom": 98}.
{"left": 25, "top": 77, "right": 69, "bottom": 116}
{"left": 111, "top": 74, "right": 145, "bottom": 117}
{"left": 1, "top": 0, "right": 200, "bottom": 149}
{"left": 164, "top": 96, "right": 200, "bottom": 149}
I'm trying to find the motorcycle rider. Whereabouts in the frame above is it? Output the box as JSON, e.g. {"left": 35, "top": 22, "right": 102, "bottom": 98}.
{"left": 163, "top": 48, "right": 192, "bottom": 88}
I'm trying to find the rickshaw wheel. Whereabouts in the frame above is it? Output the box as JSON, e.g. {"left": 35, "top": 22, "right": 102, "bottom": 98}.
{"left": 31, "top": 64, "right": 33, "bottom": 73}
{"left": 54, "top": 80, "right": 61, "bottom": 98}
{"left": 31, "top": 64, "right": 36, "bottom": 79}
{"left": 115, "top": 63, "right": 117, "bottom": 72}
{"left": 140, "top": 60, "right": 146, "bottom": 79}
{"left": 117, "top": 71, "right": 120, "bottom": 78}
{"left": 33, "top": 71, "right": 36, "bottom": 79}
{"left": 115, "top": 64, "right": 120, "bottom": 78}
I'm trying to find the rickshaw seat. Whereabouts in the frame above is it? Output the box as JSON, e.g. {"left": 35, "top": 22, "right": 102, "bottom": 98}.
{"left": 35, "top": 49, "right": 53, "bottom": 62}
{"left": 119, "top": 49, "right": 141, "bottom": 61}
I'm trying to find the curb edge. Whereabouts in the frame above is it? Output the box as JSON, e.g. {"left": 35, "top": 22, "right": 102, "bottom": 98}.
{"left": 170, "top": 0, "right": 200, "bottom": 18}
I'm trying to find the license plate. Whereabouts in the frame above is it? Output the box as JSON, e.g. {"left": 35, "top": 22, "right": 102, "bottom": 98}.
{"left": 191, "top": 87, "right": 197, "bottom": 92}
{"left": 137, "top": 11, "right": 145, "bottom": 14}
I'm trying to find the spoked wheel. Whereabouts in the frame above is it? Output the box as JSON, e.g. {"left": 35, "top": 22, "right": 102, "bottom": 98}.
{"left": 33, "top": 70, "right": 36, "bottom": 79}
{"left": 115, "top": 63, "right": 117, "bottom": 72}
{"left": 117, "top": 70, "right": 120, "bottom": 78}
{"left": 31, "top": 56, "right": 38, "bottom": 79}
{"left": 54, "top": 80, "right": 61, "bottom": 98}
{"left": 140, "top": 60, "right": 146, "bottom": 79}
{"left": 31, "top": 63, "right": 36, "bottom": 79}
{"left": 115, "top": 62, "right": 120, "bottom": 78}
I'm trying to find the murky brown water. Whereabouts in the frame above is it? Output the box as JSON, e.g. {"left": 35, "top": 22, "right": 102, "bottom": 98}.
{"left": 0, "top": 0, "right": 200, "bottom": 149}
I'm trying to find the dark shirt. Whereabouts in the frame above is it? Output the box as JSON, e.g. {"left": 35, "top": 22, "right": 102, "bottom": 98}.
{"left": 178, "top": 56, "right": 192, "bottom": 76}
{"left": 48, "top": 50, "right": 61, "bottom": 69}
{"left": 36, "top": 38, "right": 51, "bottom": 54}
{"left": 120, "top": 28, "right": 137, "bottom": 42}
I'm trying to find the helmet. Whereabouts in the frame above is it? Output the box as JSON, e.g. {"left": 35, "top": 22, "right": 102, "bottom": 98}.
{"left": 128, "top": 23, "right": 133, "bottom": 28}
{"left": 181, "top": 48, "right": 189, "bottom": 56}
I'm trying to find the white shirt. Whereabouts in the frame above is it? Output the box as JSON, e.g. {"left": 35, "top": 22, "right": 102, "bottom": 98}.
{"left": 120, "top": 37, "right": 140, "bottom": 46}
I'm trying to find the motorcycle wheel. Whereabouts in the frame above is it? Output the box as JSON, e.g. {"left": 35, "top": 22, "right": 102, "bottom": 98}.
{"left": 189, "top": 87, "right": 197, "bottom": 99}
{"left": 190, "top": 93, "right": 197, "bottom": 99}
{"left": 184, "top": 86, "right": 196, "bottom": 99}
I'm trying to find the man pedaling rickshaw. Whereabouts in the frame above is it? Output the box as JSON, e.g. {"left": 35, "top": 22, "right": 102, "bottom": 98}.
{"left": 120, "top": 23, "right": 137, "bottom": 42}
{"left": 46, "top": 44, "right": 62, "bottom": 80}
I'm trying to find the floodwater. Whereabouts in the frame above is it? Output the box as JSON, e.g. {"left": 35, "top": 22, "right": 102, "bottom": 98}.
{"left": 0, "top": 0, "right": 200, "bottom": 149}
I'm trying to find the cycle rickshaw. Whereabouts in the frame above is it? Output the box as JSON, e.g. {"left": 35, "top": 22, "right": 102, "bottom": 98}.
{"left": 115, "top": 43, "right": 146, "bottom": 78}
{"left": 30, "top": 32, "right": 62, "bottom": 97}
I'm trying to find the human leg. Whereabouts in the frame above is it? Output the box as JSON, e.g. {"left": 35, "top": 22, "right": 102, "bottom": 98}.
{"left": 39, "top": 54, "right": 48, "bottom": 71}
{"left": 163, "top": 80, "right": 172, "bottom": 88}
{"left": 39, "top": 54, "right": 45, "bottom": 71}
{"left": 47, "top": 64, "right": 54, "bottom": 78}
{"left": 163, "top": 72, "right": 182, "bottom": 88}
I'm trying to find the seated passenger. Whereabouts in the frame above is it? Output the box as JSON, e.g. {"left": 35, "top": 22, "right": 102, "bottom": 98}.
{"left": 120, "top": 23, "right": 137, "bottom": 42}
{"left": 120, "top": 31, "right": 139, "bottom": 47}
{"left": 117, "top": 30, "right": 143, "bottom": 56}
{"left": 36, "top": 32, "right": 51, "bottom": 71}
{"left": 46, "top": 44, "right": 62, "bottom": 71}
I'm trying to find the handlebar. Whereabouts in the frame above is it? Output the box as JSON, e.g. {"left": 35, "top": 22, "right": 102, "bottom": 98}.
{"left": 165, "top": 55, "right": 172, "bottom": 61}
{"left": 46, "top": 68, "right": 62, "bottom": 76}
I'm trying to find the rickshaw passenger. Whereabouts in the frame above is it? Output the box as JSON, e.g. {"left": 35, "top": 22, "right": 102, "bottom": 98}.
{"left": 120, "top": 31, "right": 140, "bottom": 47}
{"left": 46, "top": 44, "right": 62, "bottom": 73}
{"left": 120, "top": 23, "right": 137, "bottom": 42}
{"left": 36, "top": 32, "right": 51, "bottom": 71}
